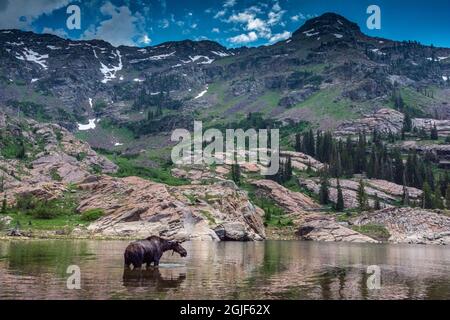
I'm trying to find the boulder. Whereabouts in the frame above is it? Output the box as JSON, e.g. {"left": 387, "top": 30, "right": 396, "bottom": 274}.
{"left": 352, "top": 208, "right": 450, "bottom": 245}
{"left": 77, "top": 176, "right": 265, "bottom": 241}
{"left": 250, "top": 179, "right": 321, "bottom": 223}
{"left": 297, "top": 215, "right": 378, "bottom": 243}
{"left": 335, "top": 108, "right": 404, "bottom": 136}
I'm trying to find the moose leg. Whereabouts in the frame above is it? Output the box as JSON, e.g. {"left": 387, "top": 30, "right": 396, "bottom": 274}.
{"left": 154, "top": 259, "right": 160, "bottom": 267}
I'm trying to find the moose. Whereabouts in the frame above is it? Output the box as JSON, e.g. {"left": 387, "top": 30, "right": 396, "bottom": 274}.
{"left": 124, "top": 236, "right": 187, "bottom": 269}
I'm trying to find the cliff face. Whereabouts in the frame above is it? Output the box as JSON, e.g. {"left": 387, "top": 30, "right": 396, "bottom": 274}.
{"left": 352, "top": 207, "right": 450, "bottom": 245}
{"left": 0, "top": 111, "right": 117, "bottom": 202}
{"left": 77, "top": 176, "right": 265, "bottom": 241}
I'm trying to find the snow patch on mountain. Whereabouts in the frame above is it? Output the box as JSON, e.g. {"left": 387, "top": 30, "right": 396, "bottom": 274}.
{"left": 7, "top": 41, "right": 24, "bottom": 46}
{"left": 333, "top": 34, "right": 343, "bottom": 39}
{"left": 95, "top": 49, "right": 123, "bottom": 84}
{"left": 78, "top": 119, "right": 98, "bottom": 131}
{"left": 46, "top": 45, "right": 61, "bottom": 50}
{"left": 303, "top": 29, "right": 319, "bottom": 37}
{"left": 211, "top": 51, "right": 230, "bottom": 57}
{"left": 15, "top": 48, "right": 49, "bottom": 69}
{"left": 130, "top": 51, "right": 176, "bottom": 64}
{"left": 194, "top": 85, "right": 209, "bottom": 99}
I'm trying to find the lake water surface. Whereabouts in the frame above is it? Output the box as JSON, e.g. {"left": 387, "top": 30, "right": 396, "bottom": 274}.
{"left": 0, "top": 240, "right": 449, "bottom": 300}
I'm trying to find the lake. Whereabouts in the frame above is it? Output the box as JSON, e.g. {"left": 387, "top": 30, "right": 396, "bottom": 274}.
{"left": 0, "top": 240, "right": 449, "bottom": 300}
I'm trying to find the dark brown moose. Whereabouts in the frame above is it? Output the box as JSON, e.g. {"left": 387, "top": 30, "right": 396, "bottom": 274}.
{"left": 124, "top": 236, "right": 187, "bottom": 269}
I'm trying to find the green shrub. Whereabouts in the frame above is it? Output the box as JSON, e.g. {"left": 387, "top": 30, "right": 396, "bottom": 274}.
{"left": 352, "top": 224, "right": 391, "bottom": 242}
{"left": 50, "top": 168, "right": 62, "bottom": 181}
{"left": 15, "top": 194, "right": 77, "bottom": 220}
{"left": 80, "top": 209, "right": 105, "bottom": 222}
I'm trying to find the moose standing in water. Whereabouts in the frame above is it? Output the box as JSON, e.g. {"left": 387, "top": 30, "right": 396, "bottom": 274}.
{"left": 124, "top": 236, "right": 187, "bottom": 269}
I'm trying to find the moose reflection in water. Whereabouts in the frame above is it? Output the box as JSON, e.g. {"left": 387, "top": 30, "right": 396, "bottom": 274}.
{"left": 122, "top": 267, "right": 187, "bottom": 289}
{"left": 124, "top": 236, "right": 187, "bottom": 269}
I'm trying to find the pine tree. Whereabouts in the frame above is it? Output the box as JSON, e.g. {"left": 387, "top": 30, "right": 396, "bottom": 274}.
{"left": 334, "top": 178, "right": 344, "bottom": 212}
{"left": 319, "top": 170, "right": 330, "bottom": 205}
{"left": 231, "top": 163, "right": 241, "bottom": 186}
{"left": 430, "top": 124, "right": 439, "bottom": 140}
{"left": 294, "top": 134, "right": 302, "bottom": 152}
{"left": 422, "top": 182, "right": 433, "bottom": 209}
{"left": 433, "top": 187, "right": 444, "bottom": 209}
{"left": 403, "top": 112, "right": 412, "bottom": 132}
{"left": 446, "top": 185, "right": 450, "bottom": 209}
{"left": 285, "top": 156, "right": 293, "bottom": 181}
{"left": 1, "top": 193, "right": 7, "bottom": 214}
{"left": 373, "top": 193, "right": 381, "bottom": 210}
{"left": 357, "top": 179, "right": 369, "bottom": 212}
{"left": 402, "top": 183, "right": 410, "bottom": 206}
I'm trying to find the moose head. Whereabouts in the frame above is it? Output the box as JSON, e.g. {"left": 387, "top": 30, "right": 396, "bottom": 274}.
{"left": 168, "top": 240, "right": 187, "bottom": 257}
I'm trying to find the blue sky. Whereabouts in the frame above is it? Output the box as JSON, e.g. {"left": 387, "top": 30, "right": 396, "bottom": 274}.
{"left": 0, "top": 0, "right": 449, "bottom": 48}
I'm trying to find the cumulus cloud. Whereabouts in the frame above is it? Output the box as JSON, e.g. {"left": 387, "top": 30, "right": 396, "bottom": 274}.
{"left": 141, "top": 34, "right": 151, "bottom": 44}
{"left": 223, "top": 0, "right": 236, "bottom": 8}
{"left": 82, "top": 2, "right": 145, "bottom": 47}
{"left": 226, "top": 1, "right": 289, "bottom": 45}
{"left": 228, "top": 31, "right": 258, "bottom": 44}
{"left": 269, "top": 31, "right": 291, "bottom": 43}
{"left": 214, "top": 10, "right": 226, "bottom": 19}
{"left": 42, "top": 27, "right": 69, "bottom": 38}
{"left": 212, "top": 27, "right": 220, "bottom": 33}
{"left": 0, "top": 0, "right": 71, "bottom": 29}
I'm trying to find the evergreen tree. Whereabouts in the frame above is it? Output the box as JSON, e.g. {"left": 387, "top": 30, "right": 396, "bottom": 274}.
{"left": 357, "top": 179, "right": 369, "bottom": 212}
{"left": 422, "top": 182, "right": 433, "bottom": 209}
{"left": 373, "top": 193, "right": 381, "bottom": 210}
{"left": 294, "top": 134, "right": 302, "bottom": 152}
{"left": 1, "top": 193, "right": 7, "bottom": 214}
{"left": 402, "top": 183, "right": 410, "bottom": 206}
{"left": 231, "top": 163, "right": 241, "bottom": 186}
{"left": 430, "top": 124, "right": 439, "bottom": 140}
{"left": 335, "top": 178, "right": 344, "bottom": 212}
{"left": 319, "top": 170, "right": 330, "bottom": 205}
{"left": 446, "top": 185, "right": 450, "bottom": 209}
{"left": 433, "top": 187, "right": 444, "bottom": 209}
{"left": 403, "top": 112, "right": 412, "bottom": 132}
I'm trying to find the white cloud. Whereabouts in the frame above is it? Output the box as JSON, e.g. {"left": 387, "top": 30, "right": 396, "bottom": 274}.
{"left": 191, "top": 23, "right": 198, "bottom": 29}
{"left": 82, "top": 2, "right": 144, "bottom": 47}
{"left": 0, "top": 0, "right": 70, "bottom": 29}
{"left": 228, "top": 31, "right": 258, "bottom": 44}
{"left": 269, "top": 31, "right": 291, "bottom": 43}
{"left": 214, "top": 10, "right": 226, "bottom": 19}
{"left": 272, "top": 2, "right": 281, "bottom": 12}
{"left": 142, "top": 34, "right": 151, "bottom": 44}
{"left": 223, "top": 0, "right": 236, "bottom": 8}
{"left": 42, "top": 27, "right": 68, "bottom": 38}
{"left": 159, "top": 18, "right": 170, "bottom": 28}
{"left": 228, "top": 12, "right": 270, "bottom": 37}
{"left": 212, "top": 27, "right": 220, "bottom": 33}
{"left": 267, "top": 9, "right": 285, "bottom": 26}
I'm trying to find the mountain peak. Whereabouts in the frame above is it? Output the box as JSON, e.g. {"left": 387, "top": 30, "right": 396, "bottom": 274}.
{"left": 292, "top": 12, "right": 361, "bottom": 40}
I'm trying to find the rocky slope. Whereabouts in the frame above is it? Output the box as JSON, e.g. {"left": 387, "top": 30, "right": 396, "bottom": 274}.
{"left": 352, "top": 208, "right": 450, "bottom": 245}
{"left": 0, "top": 111, "right": 117, "bottom": 202}
{"left": 299, "top": 177, "right": 422, "bottom": 209}
{"left": 1, "top": 12, "right": 450, "bottom": 148}
{"left": 297, "top": 214, "right": 378, "bottom": 243}
{"left": 76, "top": 176, "right": 265, "bottom": 241}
